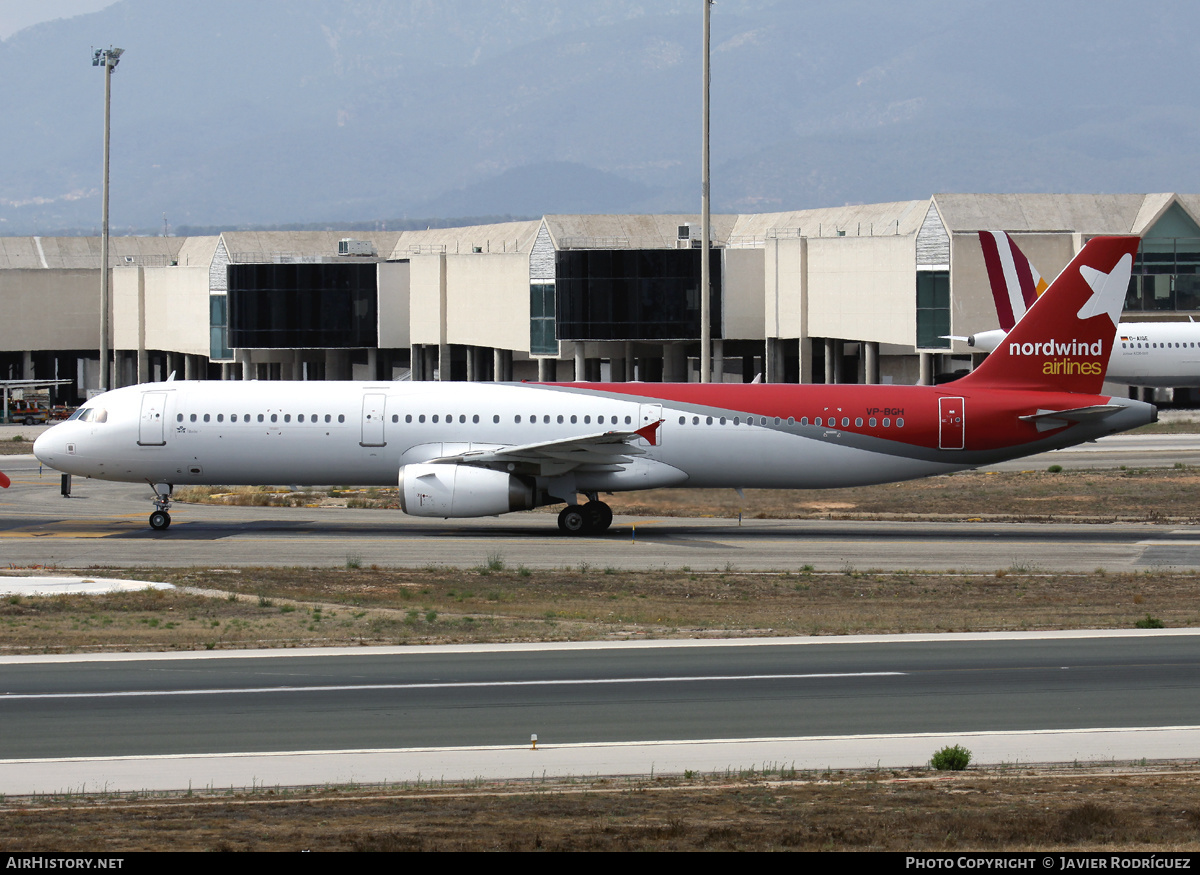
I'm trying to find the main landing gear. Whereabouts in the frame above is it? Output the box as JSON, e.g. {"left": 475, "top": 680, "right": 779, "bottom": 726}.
{"left": 557, "top": 499, "right": 613, "bottom": 536}
{"left": 148, "top": 483, "right": 173, "bottom": 531}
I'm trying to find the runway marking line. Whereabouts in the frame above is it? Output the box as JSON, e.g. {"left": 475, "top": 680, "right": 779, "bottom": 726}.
{"left": 0, "top": 672, "right": 906, "bottom": 701}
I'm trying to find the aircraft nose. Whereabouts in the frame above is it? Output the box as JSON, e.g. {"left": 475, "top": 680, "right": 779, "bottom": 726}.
{"left": 32, "top": 428, "right": 59, "bottom": 466}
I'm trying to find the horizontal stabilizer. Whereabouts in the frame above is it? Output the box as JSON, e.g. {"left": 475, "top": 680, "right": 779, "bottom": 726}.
{"left": 1019, "top": 404, "right": 1126, "bottom": 432}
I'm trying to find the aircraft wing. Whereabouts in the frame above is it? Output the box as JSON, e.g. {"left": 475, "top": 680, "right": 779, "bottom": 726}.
{"left": 427, "top": 421, "right": 662, "bottom": 477}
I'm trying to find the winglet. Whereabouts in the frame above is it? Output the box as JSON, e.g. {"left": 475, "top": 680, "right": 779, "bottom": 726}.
{"left": 635, "top": 420, "right": 663, "bottom": 447}
{"left": 0, "top": 471, "right": 9, "bottom": 489}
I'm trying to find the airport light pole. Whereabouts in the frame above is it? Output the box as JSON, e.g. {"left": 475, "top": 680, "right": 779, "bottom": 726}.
{"left": 93, "top": 46, "right": 123, "bottom": 393}
{"left": 700, "top": 0, "right": 713, "bottom": 383}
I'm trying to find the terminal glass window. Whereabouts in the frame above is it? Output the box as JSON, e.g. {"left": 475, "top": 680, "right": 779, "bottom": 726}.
{"left": 530, "top": 283, "right": 557, "bottom": 355}
{"left": 555, "top": 249, "right": 722, "bottom": 341}
{"left": 1123, "top": 238, "right": 1200, "bottom": 312}
{"left": 209, "top": 295, "right": 232, "bottom": 360}
{"left": 916, "top": 270, "right": 950, "bottom": 349}
{"left": 227, "top": 263, "right": 378, "bottom": 348}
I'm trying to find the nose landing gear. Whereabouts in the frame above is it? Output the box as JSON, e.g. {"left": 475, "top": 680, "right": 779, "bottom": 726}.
{"left": 148, "top": 483, "right": 173, "bottom": 531}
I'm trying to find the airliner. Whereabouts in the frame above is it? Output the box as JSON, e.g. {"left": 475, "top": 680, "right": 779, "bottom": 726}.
{"left": 965, "top": 231, "right": 1200, "bottom": 387}
{"left": 33, "top": 236, "right": 1154, "bottom": 535}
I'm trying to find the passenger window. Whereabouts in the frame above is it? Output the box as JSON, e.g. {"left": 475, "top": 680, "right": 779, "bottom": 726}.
{"left": 571, "top": 415, "right": 578, "bottom": 424}
{"left": 625, "top": 416, "right": 632, "bottom": 425}
{"left": 679, "top": 416, "right": 686, "bottom": 425}
{"left": 203, "top": 414, "right": 210, "bottom": 423}
{"left": 719, "top": 417, "right": 726, "bottom": 425}
{"left": 473, "top": 415, "right": 480, "bottom": 424}
{"left": 692, "top": 416, "right": 699, "bottom": 425}
{"left": 515, "top": 416, "right": 522, "bottom": 423}
{"left": 897, "top": 418, "right": 905, "bottom": 427}
{"left": 284, "top": 415, "right": 291, "bottom": 423}
{"left": 493, "top": 415, "right": 500, "bottom": 424}
{"left": 558, "top": 415, "right": 564, "bottom": 424}
{"left": 815, "top": 418, "right": 822, "bottom": 426}
{"left": 325, "top": 415, "right": 331, "bottom": 423}
{"left": 460, "top": 415, "right": 467, "bottom": 424}
{"left": 217, "top": 414, "right": 224, "bottom": 423}
{"left": 190, "top": 414, "right": 197, "bottom": 422}
{"left": 231, "top": 414, "right": 238, "bottom": 423}
{"left": 419, "top": 415, "right": 426, "bottom": 423}
{"left": 584, "top": 416, "right": 591, "bottom": 424}
{"left": 883, "top": 418, "right": 890, "bottom": 427}
{"left": 176, "top": 414, "right": 183, "bottom": 422}
{"left": 258, "top": 414, "right": 265, "bottom": 423}
{"left": 869, "top": 418, "right": 877, "bottom": 427}
{"left": 432, "top": 415, "right": 439, "bottom": 423}
{"left": 855, "top": 418, "right": 863, "bottom": 427}
{"left": 543, "top": 415, "right": 550, "bottom": 424}
{"left": 841, "top": 418, "right": 850, "bottom": 428}
{"left": 338, "top": 415, "right": 345, "bottom": 423}
{"left": 271, "top": 414, "right": 278, "bottom": 423}
{"left": 706, "top": 416, "right": 713, "bottom": 425}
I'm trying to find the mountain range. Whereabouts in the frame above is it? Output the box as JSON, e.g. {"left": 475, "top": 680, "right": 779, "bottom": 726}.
{"left": 1, "top": 0, "right": 1198, "bottom": 234}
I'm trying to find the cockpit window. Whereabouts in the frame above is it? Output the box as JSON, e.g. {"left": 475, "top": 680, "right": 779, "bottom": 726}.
{"left": 66, "top": 408, "right": 85, "bottom": 422}
{"left": 75, "top": 407, "right": 107, "bottom": 423}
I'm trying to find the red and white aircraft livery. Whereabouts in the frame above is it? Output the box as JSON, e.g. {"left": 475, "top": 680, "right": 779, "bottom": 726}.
{"left": 34, "top": 236, "right": 1152, "bottom": 535}
{"left": 966, "top": 231, "right": 1200, "bottom": 388}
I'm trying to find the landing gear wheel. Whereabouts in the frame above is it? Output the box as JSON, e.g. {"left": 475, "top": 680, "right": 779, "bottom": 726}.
{"left": 558, "top": 504, "right": 589, "bottom": 535}
{"left": 584, "top": 500, "right": 613, "bottom": 533}
{"left": 149, "top": 510, "right": 171, "bottom": 531}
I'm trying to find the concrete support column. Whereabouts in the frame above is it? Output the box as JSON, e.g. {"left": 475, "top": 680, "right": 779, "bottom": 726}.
{"left": 221, "top": 362, "right": 232, "bottom": 381}
{"left": 22, "top": 351, "right": 33, "bottom": 380}
{"left": 492, "top": 348, "right": 508, "bottom": 382}
{"left": 537, "top": 358, "right": 557, "bottom": 382}
{"left": 411, "top": 345, "right": 425, "bottom": 381}
{"left": 919, "top": 352, "right": 935, "bottom": 386}
{"left": 465, "top": 346, "right": 476, "bottom": 382}
{"left": 424, "top": 346, "right": 437, "bottom": 381}
{"left": 765, "top": 338, "right": 786, "bottom": 384}
{"left": 865, "top": 342, "right": 880, "bottom": 385}
{"left": 797, "top": 338, "right": 813, "bottom": 384}
{"left": 574, "top": 346, "right": 587, "bottom": 382}
{"left": 823, "top": 339, "right": 835, "bottom": 384}
{"left": 366, "top": 348, "right": 378, "bottom": 382}
{"left": 239, "top": 350, "right": 253, "bottom": 381}
{"left": 437, "top": 344, "right": 451, "bottom": 381}
{"left": 185, "top": 354, "right": 198, "bottom": 382}
{"left": 712, "top": 339, "right": 724, "bottom": 383}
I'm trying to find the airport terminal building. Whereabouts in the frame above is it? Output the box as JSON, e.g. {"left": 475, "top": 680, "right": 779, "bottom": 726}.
{"left": 4, "top": 192, "right": 1199, "bottom": 405}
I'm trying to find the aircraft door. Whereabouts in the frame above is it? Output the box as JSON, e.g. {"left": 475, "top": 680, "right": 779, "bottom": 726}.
{"left": 137, "top": 392, "right": 167, "bottom": 447}
{"left": 939, "top": 396, "right": 965, "bottom": 450}
{"left": 361, "top": 394, "right": 387, "bottom": 447}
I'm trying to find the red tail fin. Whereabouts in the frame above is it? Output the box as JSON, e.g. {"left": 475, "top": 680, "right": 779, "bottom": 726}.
{"left": 959, "top": 236, "right": 1138, "bottom": 393}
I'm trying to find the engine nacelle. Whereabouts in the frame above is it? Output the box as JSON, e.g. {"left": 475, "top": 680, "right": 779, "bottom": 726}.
{"left": 398, "top": 464, "right": 536, "bottom": 518}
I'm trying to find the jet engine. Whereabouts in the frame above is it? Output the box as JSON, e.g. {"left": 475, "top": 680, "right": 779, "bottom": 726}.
{"left": 398, "top": 464, "right": 536, "bottom": 518}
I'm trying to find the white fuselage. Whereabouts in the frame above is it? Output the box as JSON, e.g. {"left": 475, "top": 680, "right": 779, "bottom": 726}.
{"left": 970, "top": 322, "right": 1200, "bottom": 387}
{"left": 33, "top": 380, "right": 1153, "bottom": 506}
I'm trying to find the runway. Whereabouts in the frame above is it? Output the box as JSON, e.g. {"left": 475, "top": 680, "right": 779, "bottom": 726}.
{"left": 4, "top": 442, "right": 1200, "bottom": 571}
{"left": 0, "top": 632, "right": 1196, "bottom": 794}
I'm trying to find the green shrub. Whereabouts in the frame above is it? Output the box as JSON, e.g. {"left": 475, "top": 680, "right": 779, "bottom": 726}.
{"left": 930, "top": 744, "right": 971, "bottom": 771}
{"left": 1135, "top": 614, "right": 1164, "bottom": 629}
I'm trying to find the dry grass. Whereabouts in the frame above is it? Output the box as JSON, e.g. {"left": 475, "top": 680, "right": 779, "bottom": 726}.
{"left": 1, "top": 566, "right": 1197, "bottom": 653}
{"left": 0, "top": 439, "right": 33, "bottom": 455}
{"left": 2, "top": 767, "right": 1198, "bottom": 851}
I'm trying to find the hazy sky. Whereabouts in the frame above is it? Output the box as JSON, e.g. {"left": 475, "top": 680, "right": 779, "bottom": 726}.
{"left": 0, "top": 0, "right": 113, "bottom": 40}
